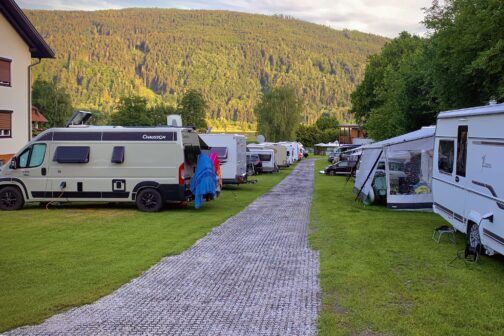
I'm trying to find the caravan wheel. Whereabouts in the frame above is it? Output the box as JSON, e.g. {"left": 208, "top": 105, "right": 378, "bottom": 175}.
{"left": 136, "top": 188, "right": 164, "bottom": 212}
{"left": 0, "top": 186, "right": 24, "bottom": 211}
{"left": 467, "top": 222, "right": 481, "bottom": 251}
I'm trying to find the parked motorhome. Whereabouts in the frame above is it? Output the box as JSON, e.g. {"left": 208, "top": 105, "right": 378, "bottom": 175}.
{"left": 0, "top": 125, "right": 203, "bottom": 212}
{"left": 200, "top": 134, "right": 247, "bottom": 185}
{"left": 249, "top": 143, "right": 289, "bottom": 168}
{"left": 247, "top": 147, "right": 277, "bottom": 173}
{"left": 279, "top": 143, "right": 295, "bottom": 165}
{"left": 279, "top": 142, "right": 299, "bottom": 162}
{"left": 433, "top": 102, "right": 504, "bottom": 256}
{"left": 246, "top": 153, "right": 261, "bottom": 175}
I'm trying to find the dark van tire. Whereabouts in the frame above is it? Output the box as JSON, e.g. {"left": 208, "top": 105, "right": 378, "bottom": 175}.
{"left": 136, "top": 188, "right": 164, "bottom": 212}
{"left": 0, "top": 186, "right": 25, "bottom": 211}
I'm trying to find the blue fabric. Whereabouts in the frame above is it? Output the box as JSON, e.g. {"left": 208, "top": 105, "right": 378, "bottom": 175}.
{"left": 190, "top": 153, "right": 217, "bottom": 209}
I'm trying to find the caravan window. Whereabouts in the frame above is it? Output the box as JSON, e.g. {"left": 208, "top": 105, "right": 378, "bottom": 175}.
{"left": 438, "top": 140, "right": 454, "bottom": 175}
{"left": 211, "top": 147, "right": 228, "bottom": 160}
{"left": 259, "top": 154, "right": 271, "bottom": 161}
{"left": 53, "top": 146, "right": 90, "bottom": 164}
{"left": 111, "top": 146, "right": 125, "bottom": 164}
{"left": 456, "top": 126, "right": 468, "bottom": 177}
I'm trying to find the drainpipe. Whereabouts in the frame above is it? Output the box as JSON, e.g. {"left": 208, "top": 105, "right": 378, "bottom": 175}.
{"left": 28, "top": 58, "right": 42, "bottom": 141}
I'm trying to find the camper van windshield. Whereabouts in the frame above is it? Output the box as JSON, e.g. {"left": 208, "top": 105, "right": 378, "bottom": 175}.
{"left": 258, "top": 154, "right": 271, "bottom": 161}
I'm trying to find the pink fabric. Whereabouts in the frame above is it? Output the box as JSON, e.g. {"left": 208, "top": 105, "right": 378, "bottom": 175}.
{"left": 209, "top": 152, "right": 222, "bottom": 191}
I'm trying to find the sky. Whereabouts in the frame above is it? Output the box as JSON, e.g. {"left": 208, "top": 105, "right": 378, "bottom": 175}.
{"left": 18, "top": 0, "right": 433, "bottom": 37}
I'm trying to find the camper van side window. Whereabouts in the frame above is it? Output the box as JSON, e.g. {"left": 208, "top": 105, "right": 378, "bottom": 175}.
{"left": 29, "top": 144, "right": 46, "bottom": 167}
{"left": 111, "top": 146, "right": 125, "bottom": 164}
{"left": 18, "top": 148, "right": 30, "bottom": 168}
{"left": 53, "top": 146, "right": 90, "bottom": 164}
{"left": 456, "top": 126, "right": 468, "bottom": 177}
{"left": 438, "top": 140, "right": 454, "bottom": 175}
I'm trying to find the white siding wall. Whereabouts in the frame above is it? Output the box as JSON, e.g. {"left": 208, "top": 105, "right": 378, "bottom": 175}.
{"left": 0, "top": 12, "right": 31, "bottom": 157}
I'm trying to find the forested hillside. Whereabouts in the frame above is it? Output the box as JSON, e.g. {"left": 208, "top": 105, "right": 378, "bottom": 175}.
{"left": 26, "top": 9, "right": 387, "bottom": 129}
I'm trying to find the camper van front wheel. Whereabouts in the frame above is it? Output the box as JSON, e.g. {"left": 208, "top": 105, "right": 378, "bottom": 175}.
{"left": 0, "top": 186, "right": 25, "bottom": 211}
{"left": 136, "top": 188, "right": 164, "bottom": 212}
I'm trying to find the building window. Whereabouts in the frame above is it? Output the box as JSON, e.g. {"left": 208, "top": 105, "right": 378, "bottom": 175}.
{"left": 0, "top": 111, "right": 12, "bottom": 138}
{"left": 0, "top": 58, "right": 11, "bottom": 86}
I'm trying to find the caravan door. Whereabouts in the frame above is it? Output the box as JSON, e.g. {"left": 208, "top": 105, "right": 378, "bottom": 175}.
{"left": 434, "top": 134, "right": 464, "bottom": 232}
{"left": 454, "top": 125, "right": 469, "bottom": 226}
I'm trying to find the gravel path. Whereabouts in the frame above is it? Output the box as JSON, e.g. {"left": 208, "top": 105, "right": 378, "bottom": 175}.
{"left": 6, "top": 160, "right": 320, "bottom": 336}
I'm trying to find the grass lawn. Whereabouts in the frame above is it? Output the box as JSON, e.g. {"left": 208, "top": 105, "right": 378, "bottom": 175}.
{"left": 310, "top": 159, "right": 504, "bottom": 336}
{"left": 0, "top": 165, "right": 293, "bottom": 332}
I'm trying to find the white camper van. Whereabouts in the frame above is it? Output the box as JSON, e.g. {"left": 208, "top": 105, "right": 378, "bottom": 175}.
{"left": 0, "top": 125, "right": 203, "bottom": 212}
{"left": 279, "top": 142, "right": 298, "bottom": 163}
{"left": 433, "top": 102, "right": 504, "bottom": 256}
{"left": 248, "top": 143, "right": 289, "bottom": 168}
{"left": 200, "top": 134, "right": 247, "bottom": 184}
{"left": 247, "top": 147, "right": 277, "bottom": 173}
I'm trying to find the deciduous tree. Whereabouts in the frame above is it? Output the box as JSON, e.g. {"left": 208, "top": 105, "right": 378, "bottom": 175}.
{"left": 255, "top": 86, "right": 303, "bottom": 142}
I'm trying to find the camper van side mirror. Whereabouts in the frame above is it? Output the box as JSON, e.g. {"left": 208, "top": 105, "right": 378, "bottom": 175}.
{"left": 9, "top": 157, "right": 17, "bottom": 170}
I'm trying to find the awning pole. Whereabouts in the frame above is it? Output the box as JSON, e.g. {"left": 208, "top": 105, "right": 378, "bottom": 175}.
{"left": 355, "top": 150, "right": 383, "bottom": 201}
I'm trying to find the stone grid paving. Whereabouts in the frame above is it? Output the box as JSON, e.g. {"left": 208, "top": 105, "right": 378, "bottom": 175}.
{"left": 6, "top": 160, "right": 320, "bottom": 336}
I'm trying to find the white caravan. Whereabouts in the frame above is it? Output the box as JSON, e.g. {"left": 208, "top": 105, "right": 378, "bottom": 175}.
{"left": 200, "top": 134, "right": 247, "bottom": 184}
{"left": 433, "top": 102, "right": 504, "bottom": 256}
{"left": 247, "top": 146, "right": 277, "bottom": 173}
{"left": 279, "top": 143, "right": 294, "bottom": 165}
{"left": 0, "top": 124, "right": 203, "bottom": 212}
{"left": 279, "top": 142, "right": 298, "bottom": 162}
{"left": 249, "top": 143, "right": 289, "bottom": 168}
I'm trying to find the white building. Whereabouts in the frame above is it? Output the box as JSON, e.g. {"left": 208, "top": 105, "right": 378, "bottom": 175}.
{"left": 0, "top": 0, "right": 54, "bottom": 165}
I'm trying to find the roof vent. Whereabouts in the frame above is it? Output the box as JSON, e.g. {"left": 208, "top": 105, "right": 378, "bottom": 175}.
{"left": 489, "top": 99, "right": 497, "bottom": 105}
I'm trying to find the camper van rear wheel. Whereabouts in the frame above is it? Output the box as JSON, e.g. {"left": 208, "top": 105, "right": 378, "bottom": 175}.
{"left": 467, "top": 222, "right": 481, "bottom": 251}
{"left": 0, "top": 186, "right": 24, "bottom": 211}
{"left": 136, "top": 188, "right": 164, "bottom": 212}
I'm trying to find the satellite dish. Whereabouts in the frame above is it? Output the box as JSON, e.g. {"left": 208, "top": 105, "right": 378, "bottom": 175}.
{"left": 256, "top": 135, "right": 265, "bottom": 143}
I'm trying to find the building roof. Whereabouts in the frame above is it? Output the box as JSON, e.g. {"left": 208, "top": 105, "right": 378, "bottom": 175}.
{"left": 32, "top": 106, "right": 48, "bottom": 123}
{"left": 0, "top": 0, "right": 54, "bottom": 58}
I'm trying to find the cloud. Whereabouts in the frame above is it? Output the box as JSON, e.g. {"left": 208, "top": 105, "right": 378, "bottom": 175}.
{"left": 18, "top": 0, "right": 432, "bottom": 37}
